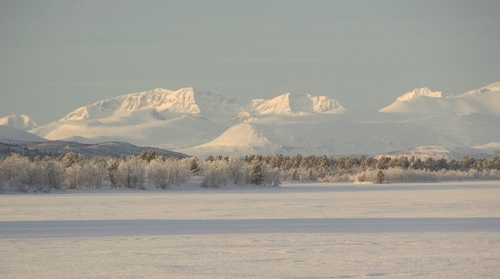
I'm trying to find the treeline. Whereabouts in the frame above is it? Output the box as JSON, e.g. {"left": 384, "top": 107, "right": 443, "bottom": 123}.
{"left": 0, "top": 151, "right": 280, "bottom": 193}
{"left": 240, "top": 154, "right": 500, "bottom": 183}
{"left": 1, "top": 152, "right": 500, "bottom": 192}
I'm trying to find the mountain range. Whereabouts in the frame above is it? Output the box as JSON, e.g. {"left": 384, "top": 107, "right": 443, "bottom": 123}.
{"left": 1, "top": 82, "right": 500, "bottom": 159}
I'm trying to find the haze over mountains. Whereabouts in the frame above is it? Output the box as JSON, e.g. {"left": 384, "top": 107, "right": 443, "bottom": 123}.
{"left": 1, "top": 82, "right": 500, "bottom": 159}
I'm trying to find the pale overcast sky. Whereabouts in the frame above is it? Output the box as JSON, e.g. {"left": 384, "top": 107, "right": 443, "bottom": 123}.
{"left": 1, "top": 0, "right": 499, "bottom": 124}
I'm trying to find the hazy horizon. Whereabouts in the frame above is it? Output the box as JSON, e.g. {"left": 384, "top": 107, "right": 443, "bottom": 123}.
{"left": 1, "top": 0, "right": 499, "bottom": 124}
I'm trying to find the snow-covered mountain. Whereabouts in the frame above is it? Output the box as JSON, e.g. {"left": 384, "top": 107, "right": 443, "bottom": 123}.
{"left": 2, "top": 82, "right": 498, "bottom": 158}
{"left": 179, "top": 112, "right": 500, "bottom": 157}
{"left": 30, "top": 88, "right": 252, "bottom": 150}
{"left": 375, "top": 146, "right": 495, "bottom": 161}
{"left": 380, "top": 82, "right": 500, "bottom": 115}
{"left": 0, "top": 125, "right": 45, "bottom": 142}
{"left": 252, "top": 93, "right": 345, "bottom": 115}
{"left": 180, "top": 83, "right": 500, "bottom": 157}
{"left": 60, "top": 88, "right": 251, "bottom": 125}
{"left": 0, "top": 115, "right": 38, "bottom": 130}
{"left": 29, "top": 88, "right": 346, "bottom": 151}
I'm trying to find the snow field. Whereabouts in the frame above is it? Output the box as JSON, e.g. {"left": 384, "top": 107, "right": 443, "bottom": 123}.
{"left": 1, "top": 181, "right": 499, "bottom": 278}
{"left": 2, "top": 232, "right": 499, "bottom": 278}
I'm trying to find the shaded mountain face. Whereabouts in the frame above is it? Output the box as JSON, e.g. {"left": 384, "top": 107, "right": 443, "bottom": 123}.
{"left": 2, "top": 83, "right": 499, "bottom": 157}
{"left": 0, "top": 125, "right": 45, "bottom": 142}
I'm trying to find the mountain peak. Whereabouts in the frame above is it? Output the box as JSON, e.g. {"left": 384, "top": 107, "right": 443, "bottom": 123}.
{"left": 0, "top": 114, "right": 39, "bottom": 131}
{"left": 62, "top": 88, "right": 201, "bottom": 121}
{"left": 380, "top": 83, "right": 500, "bottom": 115}
{"left": 396, "top": 87, "right": 442, "bottom": 102}
{"left": 379, "top": 87, "right": 444, "bottom": 113}
{"left": 23, "top": 82, "right": 500, "bottom": 157}
{"left": 458, "top": 82, "right": 500, "bottom": 97}
{"left": 252, "top": 93, "right": 344, "bottom": 115}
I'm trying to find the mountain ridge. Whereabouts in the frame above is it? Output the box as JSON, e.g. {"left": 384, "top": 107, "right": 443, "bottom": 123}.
{"left": 1, "top": 82, "right": 499, "bottom": 157}
{"left": 380, "top": 83, "right": 500, "bottom": 115}
{"left": 252, "top": 93, "right": 345, "bottom": 115}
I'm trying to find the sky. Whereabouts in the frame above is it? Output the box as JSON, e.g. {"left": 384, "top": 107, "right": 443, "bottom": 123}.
{"left": 1, "top": 0, "right": 499, "bottom": 124}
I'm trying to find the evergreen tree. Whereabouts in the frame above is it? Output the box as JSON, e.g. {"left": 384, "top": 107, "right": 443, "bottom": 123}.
{"left": 376, "top": 170, "right": 385, "bottom": 184}
{"left": 250, "top": 162, "right": 263, "bottom": 185}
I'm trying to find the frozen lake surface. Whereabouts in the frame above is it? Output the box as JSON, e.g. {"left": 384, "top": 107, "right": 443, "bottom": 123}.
{"left": 2, "top": 218, "right": 500, "bottom": 238}
{"left": 1, "top": 181, "right": 500, "bottom": 278}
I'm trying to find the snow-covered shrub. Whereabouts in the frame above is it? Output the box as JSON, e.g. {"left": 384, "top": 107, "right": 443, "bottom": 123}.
{"left": 318, "top": 173, "right": 354, "bottom": 183}
{"left": 436, "top": 169, "right": 500, "bottom": 181}
{"left": 355, "top": 173, "right": 367, "bottom": 183}
{"left": 261, "top": 164, "right": 281, "bottom": 186}
{"left": 281, "top": 168, "right": 299, "bottom": 182}
{"left": 354, "top": 168, "right": 438, "bottom": 183}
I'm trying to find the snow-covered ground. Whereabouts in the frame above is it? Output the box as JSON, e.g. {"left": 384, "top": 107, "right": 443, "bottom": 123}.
{"left": 1, "top": 181, "right": 499, "bottom": 278}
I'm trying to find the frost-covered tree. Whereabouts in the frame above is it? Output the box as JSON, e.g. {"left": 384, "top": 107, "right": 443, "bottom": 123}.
{"left": 116, "top": 156, "right": 146, "bottom": 189}
{"left": 81, "top": 158, "right": 107, "bottom": 188}
{"left": 65, "top": 157, "right": 106, "bottom": 189}
{"left": 59, "top": 152, "right": 86, "bottom": 168}
{"left": 139, "top": 149, "right": 156, "bottom": 162}
{"left": 106, "top": 157, "right": 119, "bottom": 188}
{"left": 200, "top": 159, "right": 228, "bottom": 188}
{"left": 0, "top": 154, "right": 65, "bottom": 192}
{"left": 261, "top": 163, "right": 281, "bottom": 186}
{"left": 41, "top": 159, "right": 66, "bottom": 190}
{"left": 66, "top": 164, "right": 84, "bottom": 189}
{"left": 375, "top": 170, "right": 385, "bottom": 184}
{"left": 250, "top": 161, "right": 263, "bottom": 185}
{"left": 0, "top": 153, "right": 26, "bottom": 182}
{"left": 146, "top": 157, "right": 169, "bottom": 189}
{"left": 190, "top": 158, "right": 200, "bottom": 174}
{"left": 226, "top": 157, "right": 248, "bottom": 185}
{"left": 166, "top": 157, "right": 192, "bottom": 185}
{"left": 0, "top": 154, "right": 46, "bottom": 191}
